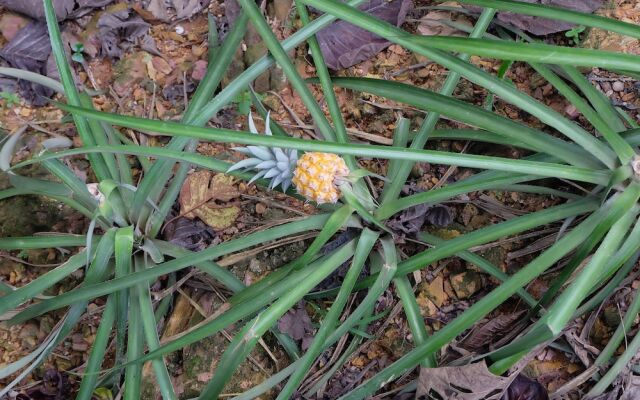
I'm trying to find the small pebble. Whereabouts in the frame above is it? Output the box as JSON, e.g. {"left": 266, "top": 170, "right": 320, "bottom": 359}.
{"left": 565, "top": 104, "right": 580, "bottom": 119}
{"left": 175, "top": 25, "right": 185, "bottom": 35}
{"left": 612, "top": 81, "right": 625, "bottom": 92}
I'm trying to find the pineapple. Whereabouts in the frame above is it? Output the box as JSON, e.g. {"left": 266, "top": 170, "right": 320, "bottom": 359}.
{"left": 292, "top": 152, "right": 350, "bottom": 204}
{"left": 229, "top": 113, "right": 350, "bottom": 204}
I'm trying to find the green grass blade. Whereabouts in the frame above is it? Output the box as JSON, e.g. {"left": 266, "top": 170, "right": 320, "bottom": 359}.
{"left": 135, "top": 258, "right": 177, "bottom": 400}
{"left": 0, "top": 251, "right": 87, "bottom": 315}
{"left": 381, "top": 117, "right": 411, "bottom": 200}
{"left": 76, "top": 296, "right": 116, "bottom": 400}
{"left": 391, "top": 235, "right": 435, "bottom": 368}
{"left": 301, "top": 0, "right": 617, "bottom": 168}
{"left": 560, "top": 66, "right": 628, "bottom": 133}
{"left": 588, "top": 326, "right": 640, "bottom": 397}
{"left": 21, "top": 106, "right": 612, "bottom": 185}
{"left": 134, "top": 13, "right": 250, "bottom": 231}
{"left": 296, "top": 0, "right": 350, "bottom": 148}
{"left": 114, "top": 227, "right": 134, "bottom": 380}
{"left": 393, "top": 274, "right": 432, "bottom": 363}
{"left": 43, "top": 0, "right": 111, "bottom": 180}
{"left": 0, "top": 234, "right": 88, "bottom": 250}
{"left": 6, "top": 215, "right": 329, "bottom": 319}
{"left": 78, "top": 93, "right": 120, "bottom": 180}
{"left": 488, "top": 189, "right": 640, "bottom": 371}
{"left": 230, "top": 205, "right": 354, "bottom": 304}
{"left": 196, "top": 240, "right": 356, "bottom": 399}
{"left": 339, "top": 202, "right": 608, "bottom": 399}
{"left": 531, "top": 63, "right": 635, "bottom": 164}
{"left": 593, "top": 260, "right": 640, "bottom": 369}
{"left": 25, "top": 142, "right": 611, "bottom": 186}
{"left": 124, "top": 283, "right": 143, "bottom": 400}
{"left": 338, "top": 198, "right": 598, "bottom": 294}
{"left": 238, "top": 0, "right": 336, "bottom": 142}
{"left": 277, "top": 229, "right": 379, "bottom": 399}
{"left": 10, "top": 229, "right": 116, "bottom": 325}
{"left": 326, "top": 77, "right": 598, "bottom": 168}
{"left": 409, "top": 36, "right": 640, "bottom": 72}
{"left": 377, "top": 172, "right": 536, "bottom": 219}
{"left": 193, "top": 0, "right": 368, "bottom": 127}
{"left": 420, "top": 232, "right": 537, "bottom": 307}
{"left": 457, "top": 0, "right": 640, "bottom": 39}
{"left": 153, "top": 240, "right": 244, "bottom": 293}
{"left": 575, "top": 253, "right": 639, "bottom": 319}
{"left": 0, "top": 67, "right": 64, "bottom": 93}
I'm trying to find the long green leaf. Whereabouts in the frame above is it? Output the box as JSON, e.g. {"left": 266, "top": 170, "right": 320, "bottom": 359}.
{"left": 277, "top": 229, "right": 379, "bottom": 399}
{"left": 19, "top": 105, "right": 612, "bottom": 185}
{"left": 196, "top": 240, "right": 356, "bottom": 399}
{"left": 76, "top": 297, "right": 115, "bottom": 400}
{"left": 339, "top": 201, "right": 607, "bottom": 398}
{"left": 141, "top": 13, "right": 250, "bottom": 235}
{"left": 380, "top": 7, "right": 496, "bottom": 203}
{"left": 324, "top": 77, "right": 596, "bottom": 168}
{"left": 410, "top": 36, "right": 640, "bottom": 72}
{"left": 457, "top": 0, "right": 640, "bottom": 39}
{"left": 7, "top": 215, "right": 329, "bottom": 319}
{"left": 43, "top": 0, "right": 110, "bottom": 180}
{"left": 301, "top": 0, "right": 617, "bottom": 168}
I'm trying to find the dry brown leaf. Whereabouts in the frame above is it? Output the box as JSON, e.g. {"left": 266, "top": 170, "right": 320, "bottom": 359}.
{"left": 462, "top": 311, "right": 526, "bottom": 352}
{"left": 179, "top": 170, "right": 241, "bottom": 230}
{"left": 417, "top": 3, "right": 472, "bottom": 37}
{"left": 563, "top": 324, "right": 600, "bottom": 368}
{"left": 416, "top": 361, "right": 512, "bottom": 399}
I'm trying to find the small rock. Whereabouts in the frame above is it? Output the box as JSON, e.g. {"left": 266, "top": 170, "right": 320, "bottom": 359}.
{"left": 191, "top": 60, "right": 208, "bottom": 81}
{"left": 450, "top": 271, "right": 482, "bottom": 299}
{"left": 612, "top": 81, "right": 625, "bottom": 92}
{"left": 565, "top": 104, "right": 580, "bottom": 120}
{"left": 599, "top": 81, "right": 612, "bottom": 93}
{"left": 255, "top": 202, "right": 267, "bottom": 214}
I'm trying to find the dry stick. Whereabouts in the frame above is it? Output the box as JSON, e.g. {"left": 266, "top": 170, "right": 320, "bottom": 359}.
{"left": 267, "top": 90, "right": 321, "bottom": 139}
{"left": 240, "top": 193, "right": 309, "bottom": 216}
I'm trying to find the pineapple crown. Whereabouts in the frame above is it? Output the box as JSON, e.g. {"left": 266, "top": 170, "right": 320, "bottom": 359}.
{"left": 228, "top": 112, "right": 298, "bottom": 192}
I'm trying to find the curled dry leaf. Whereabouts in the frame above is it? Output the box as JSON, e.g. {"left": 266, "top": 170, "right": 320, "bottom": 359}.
{"left": 278, "top": 301, "right": 314, "bottom": 349}
{"left": 0, "top": 0, "right": 113, "bottom": 21}
{"left": 144, "top": 0, "right": 211, "bottom": 22}
{"left": 97, "top": 4, "right": 150, "bottom": 58}
{"left": 461, "top": 311, "right": 526, "bottom": 352}
{"left": 426, "top": 204, "right": 454, "bottom": 227}
{"left": 163, "top": 215, "right": 216, "bottom": 251}
{"left": 0, "top": 21, "right": 53, "bottom": 104}
{"left": 315, "top": 0, "right": 413, "bottom": 70}
{"left": 418, "top": 2, "right": 472, "bottom": 37}
{"left": 178, "top": 170, "right": 241, "bottom": 231}
{"left": 416, "top": 361, "right": 513, "bottom": 400}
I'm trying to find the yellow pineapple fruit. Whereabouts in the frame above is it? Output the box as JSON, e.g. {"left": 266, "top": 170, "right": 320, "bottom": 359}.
{"left": 292, "top": 152, "right": 350, "bottom": 204}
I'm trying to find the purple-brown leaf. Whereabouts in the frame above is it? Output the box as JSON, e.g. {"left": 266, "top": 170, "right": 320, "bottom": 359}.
{"left": 0, "top": 0, "right": 113, "bottom": 21}
{"left": 501, "top": 374, "right": 549, "bottom": 400}
{"left": 278, "top": 301, "right": 313, "bottom": 343}
{"left": 316, "top": 0, "right": 413, "bottom": 70}
{"left": 0, "top": 21, "right": 53, "bottom": 104}
{"left": 466, "top": 0, "right": 603, "bottom": 35}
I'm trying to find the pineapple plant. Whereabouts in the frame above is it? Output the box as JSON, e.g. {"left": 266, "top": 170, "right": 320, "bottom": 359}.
{"left": 229, "top": 113, "right": 351, "bottom": 204}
